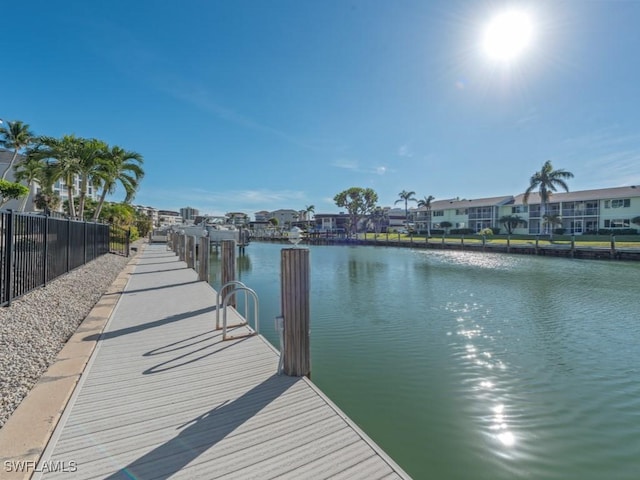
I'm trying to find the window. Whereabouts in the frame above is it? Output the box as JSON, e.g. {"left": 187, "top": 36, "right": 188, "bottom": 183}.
{"left": 433, "top": 211, "right": 444, "bottom": 217}
{"left": 512, "top": 205, "right": 528, "bottom": 214}
{"left": 455, "top": 208, "right": 468, "bottom": 215}
{"left": 604, "top": 219, "right": 630, "bottom": 228}
{"left": 605, "top": 199, "right": 631, "bottom": 208}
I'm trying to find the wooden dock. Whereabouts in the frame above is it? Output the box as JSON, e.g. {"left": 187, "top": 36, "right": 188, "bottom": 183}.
{"left": 34, "top": 244, "right": 409, "bottom": 479}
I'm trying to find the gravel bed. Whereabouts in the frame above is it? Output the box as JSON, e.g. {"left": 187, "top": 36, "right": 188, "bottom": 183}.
{"left": 0, "top": 251, "right": 132, "bottom": 428}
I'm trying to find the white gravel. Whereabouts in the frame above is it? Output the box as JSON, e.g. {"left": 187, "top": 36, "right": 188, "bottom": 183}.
{"left": 0, "top": 251, "right": 132, "bottom": 428}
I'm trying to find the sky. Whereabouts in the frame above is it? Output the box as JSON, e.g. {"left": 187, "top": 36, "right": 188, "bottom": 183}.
{"left": 2, "top": 0, "right": 640, "bottom": 218}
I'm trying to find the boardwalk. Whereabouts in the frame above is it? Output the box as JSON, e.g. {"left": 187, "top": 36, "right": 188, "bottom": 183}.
{"left": 35, "top": 244, "right": 409, "bottom": 479}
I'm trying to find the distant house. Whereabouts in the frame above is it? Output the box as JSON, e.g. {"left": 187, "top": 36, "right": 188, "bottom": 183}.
{"left": 158, "top": 210, "right": 181, "bottom": 226}
{"left": 269, "top": 209, "right": 299, "bottom": 227}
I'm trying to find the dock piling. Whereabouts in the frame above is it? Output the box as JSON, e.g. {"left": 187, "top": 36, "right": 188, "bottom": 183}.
{"left": 281, "top": 248, "right": 311, "bottom": 378}
{"left": 221, "top": 240, "right": 236, "bottom": 308}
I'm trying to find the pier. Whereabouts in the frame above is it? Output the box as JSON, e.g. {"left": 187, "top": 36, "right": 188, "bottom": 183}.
{"left": 14, "top": 243, "right": 408, "bottom": 479}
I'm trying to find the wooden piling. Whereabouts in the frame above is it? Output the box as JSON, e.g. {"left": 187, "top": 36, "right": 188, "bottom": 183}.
{"left": 571, "top": 235, "right": 575, "bottom": 258}
{"left": 198, "top": 236, "right": 210, "bottom": 282}
{"left": 610, "top": 235, "right": 616, "bottom": 259}
{"left": 221, "top": 240, "right": 236, "bottom": 308}
{"left": 507, "top": 235, "right": 511, "bottom": 253}
{"left": 281, "top": 248, "right": 311, "bottom": 377}
{"left": 186, "top": 236, "right": 195, "bottom": 269}
{"left": 535, "top": 235, "right": 540, "bottom": 255}
{"left": 179, "top": 234, "right": 187, "bottom": 262}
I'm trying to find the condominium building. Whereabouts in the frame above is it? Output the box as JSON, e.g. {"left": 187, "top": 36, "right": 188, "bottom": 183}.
{"left": 410, "top": 186, "right": 640, "bottom": 235}
{"left": 180, "top": 206, "right": 199, "bottom": 222}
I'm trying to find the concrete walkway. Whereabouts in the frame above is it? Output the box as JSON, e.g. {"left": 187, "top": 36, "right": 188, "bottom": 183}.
{"left": 32, "top": 244, "right": 409, "bottom": 479}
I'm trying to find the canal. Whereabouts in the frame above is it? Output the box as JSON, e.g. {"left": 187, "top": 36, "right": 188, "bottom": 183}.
{"left": 209, "top": 242, "right": 639, "bottom": 479}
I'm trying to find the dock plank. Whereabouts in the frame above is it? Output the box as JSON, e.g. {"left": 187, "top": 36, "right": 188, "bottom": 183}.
{"left": 35, "top": 245, "right": 410, "bottom": 479}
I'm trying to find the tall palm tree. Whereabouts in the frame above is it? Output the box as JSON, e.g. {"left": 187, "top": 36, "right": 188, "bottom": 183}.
{"left": 37, "top": 135, "right": 84, "bottom": 218}
{"left": 13, "top": 154, "right": 45, "bottom": 211}
{"left": 542, "top": 214, "right": 563, "bottom": 240}
{"left": 304, "top": 204, "right": 315, "bottom": 230}
{"left": 0, "top": 120, "right": 35, "bottom": 180}
{"left": 395, "top": 190, "right": 417, "bottom": 228}
{"left": 92, "top": 145, "right": 144, "bottom": 221}
{"left": 76, "top": 138, "right": 108, "bottom": 218}
{"left": 523, "top": 160, "right": 574, "bottom": 235}
{"left": 417, "top": 195, "right": 435, "bottom": 237}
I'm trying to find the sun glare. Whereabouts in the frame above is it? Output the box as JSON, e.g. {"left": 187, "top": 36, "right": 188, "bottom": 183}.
{"left": 483, "top": 9, "right": 534, "bottom": 62}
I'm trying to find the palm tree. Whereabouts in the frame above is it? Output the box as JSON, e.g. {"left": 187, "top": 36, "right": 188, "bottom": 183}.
{"left": 37, "top": 135, "right": 84, "bottom": 218}
{"left": 304, "top": 204, "right": 315, "bottom": 231}
{"left": 0, "top": 120, "right": 35, "bottom": 180}
{"left": 74, "top": 138, "right": 108, "bottom": 219}
{"left": 499, "top": 215, "right": 528, "bottom": 235}
{"left": 523, "top": 160, "right": 574, "bottom": 235}
{"left": 542, "top": 214, "right": 563, "bottom": 240}
{"left": 13, "top": 153, "right": 45, "bottom": 211}
{"left": 417, "top": 195, "right": 435, "bottom": 237}
{"left": 395, "top": 190, "right": 417, "bottom": 228}
{"left": 92, "top": 145, "right": 144, "bottom": 221}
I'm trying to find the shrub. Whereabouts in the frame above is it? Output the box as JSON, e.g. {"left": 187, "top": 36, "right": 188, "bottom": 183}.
{"left": 597, "top": 228, "right": 638, "bottom": 235}
{"left": 479, "top": 228, "right": 493, "bottom": 236}
{"left": 450, "top": 228, "right": 475, "bottom": 235}
{"left": 553, "top": 228, "right": 566, "bottom": 235}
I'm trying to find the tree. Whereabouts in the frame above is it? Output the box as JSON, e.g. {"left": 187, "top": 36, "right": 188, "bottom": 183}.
{"left": 523, "top": 160, "right": 574, "bottom": 235}
{"left": 303, "top": 204, "right": 315, "bottom": 230}
{"left": 632, "top": 216, "right": 640, "bottom": 227}
{"left": 369, "top": 207, "right": 386, "bottom": 234}
{"left": 417, "top": 195, "right": 435, "bottom": 237}
{"left": 92, "top": 145, "right": 144, "bottom": 220}
{"left": 76, "top": 138, "right": 108, "bottom": 219}
{"left": 0, "top": 179, "right": 29, "bottom": 208}
{"left": 334, "top": 187, "right": 378, "bottom": 235}
{"left": 37, "top": 135, "right": 84, "bottom": 218}
{"left": 499, "top": 215, "right": 528, "bottom": 235}
{"left": 542, "top": 214, "right": 563, "bottom": 240}
{"left": 394, "top": 190, "right": 417, "bottom": 227}
{"left": 440, "top": 221, "right": 452, "bottom": 234}
{"left": 13, "top": 153, "right": 45, "bottom": 211}
{"left": 0, "top": 120, "right": 35, "bottom": 180}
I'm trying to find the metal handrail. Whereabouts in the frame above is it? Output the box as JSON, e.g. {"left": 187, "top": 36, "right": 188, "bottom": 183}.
{"left": 216, "top": 281, "right": 248, "bottom": 329}
{"left": 222, "top": 286, "right": 259, "bottom": 341}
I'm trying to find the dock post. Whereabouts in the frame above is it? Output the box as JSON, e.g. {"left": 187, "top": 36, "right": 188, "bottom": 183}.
{"left": 482, "top": 234, "right": 486, "bottom": 251}
{"left": 571, "top": 235, "right": 575, "bottom": 258}
{"left": 461, "top": 235, "right": 464, "bottom": 249}
{"left": 186, "top": 235, "right": 195, "bottom": 269}
{"left": 198, "top": 235, "right": 210, "bottom": 282}
{"left": 281, "top": 248, "right": 311, "bottom": 377}
{"left": 610, "top": 235, "right": 616, "bottom": 259}
{"left": 507, "top": 235, "right": 511, "bottom": 253}
{"left": 535, "top": 235, "right": 540, "bottom": 255}
{"left": 221, "top": 240, "right": 236, "bottom": 308}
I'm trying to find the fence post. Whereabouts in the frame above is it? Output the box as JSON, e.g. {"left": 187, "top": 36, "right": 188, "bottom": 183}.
{"left": 221, "top": 240, "right": 236, "bottom": 308}
{"left": 83, "top": 220, "right": 88, "bottom": 264}
{"left": 5, "top": 210, "right": 14, "bottom": 306}
{"left": 281, "top": 247, "right": 311, "bottom": 377}
{"left": 535, "top": 235, "right": 540, "bottom": 254}
{"left": 199, "top": 235, "right": 210, "bottom": 281}
{"left": 126, "top": 229, "right": 131, "bottom": 257}
{"left": 571, "top": 235, "right": 575, "bottom": 258}
{"left": 67, "top": 217, "right": 72, "bottom": 273}
{"left": 43, "top": 216, "right": 49, "bottom": 287}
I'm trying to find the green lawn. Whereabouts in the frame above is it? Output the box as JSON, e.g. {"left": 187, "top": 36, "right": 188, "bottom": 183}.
{"left": 361, "top": 233, "right": 640, "bottom": 249}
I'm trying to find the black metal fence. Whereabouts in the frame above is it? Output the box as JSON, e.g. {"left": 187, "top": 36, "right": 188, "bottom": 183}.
{"left": 0, "top": 210, "right": 119, "bottom": 307}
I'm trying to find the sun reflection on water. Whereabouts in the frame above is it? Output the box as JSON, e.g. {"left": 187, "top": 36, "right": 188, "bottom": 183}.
{"left": 446, "top": 296, "right": 518, "bottom": 455}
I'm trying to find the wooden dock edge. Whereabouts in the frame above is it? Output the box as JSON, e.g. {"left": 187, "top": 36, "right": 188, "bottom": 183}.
{"left": 0, "top": 246, "right": 145, "bottom": 480}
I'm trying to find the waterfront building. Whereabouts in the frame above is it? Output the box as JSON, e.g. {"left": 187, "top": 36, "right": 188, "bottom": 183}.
{"left": 158, "top": 210, "right": 181, "bottom": 226}
{"left": 226, "top": 212, "right": 250, "bottom": 226}
{"left": 410, "top": 186, "right": 640, "bottom": 235}
{"left": 268, "top": 209, "right": 299, "bottom": 228}
{"left": 180, "top": 206, "right": 199, "bottom": 222}
{"left": 133, "top": 205, "right": 159, "bottom": 226}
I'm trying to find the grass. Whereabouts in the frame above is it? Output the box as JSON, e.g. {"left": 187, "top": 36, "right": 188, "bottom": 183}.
{"left": 361, "top": 233, "right": 640, "bottom": 249}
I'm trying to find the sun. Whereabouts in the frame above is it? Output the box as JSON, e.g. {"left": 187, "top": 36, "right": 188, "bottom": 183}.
{"left": 482, "top": 9, "right": 534, "bottom": 62}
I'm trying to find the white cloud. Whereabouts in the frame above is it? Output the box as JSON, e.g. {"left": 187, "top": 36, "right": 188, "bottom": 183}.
{"left": 397, "top": 144, "right": 413, "bottom": 158}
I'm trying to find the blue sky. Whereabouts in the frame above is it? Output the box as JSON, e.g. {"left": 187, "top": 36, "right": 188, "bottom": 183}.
{"left": 2, "top": 0, "right": 639, "bottom": 217}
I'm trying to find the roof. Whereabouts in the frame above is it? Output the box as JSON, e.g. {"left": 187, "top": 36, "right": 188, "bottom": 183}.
{"left": 512, "top": 185, "right": 640, "bottom": 204}
{"left": 414, "top": 195, "right": 514, "bottom": 212}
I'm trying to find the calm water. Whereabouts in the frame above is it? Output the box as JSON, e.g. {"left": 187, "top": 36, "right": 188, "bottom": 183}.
{"left": 209, "top": 242, "right": 640, "bottom": 479}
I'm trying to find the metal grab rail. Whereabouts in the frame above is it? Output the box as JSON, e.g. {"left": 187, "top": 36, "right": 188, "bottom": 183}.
{"left": 222, "top": 286, "right": 259, "bottom": 341}
{"left": 216, "top": 281, "right": 249, "bottom": 330}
